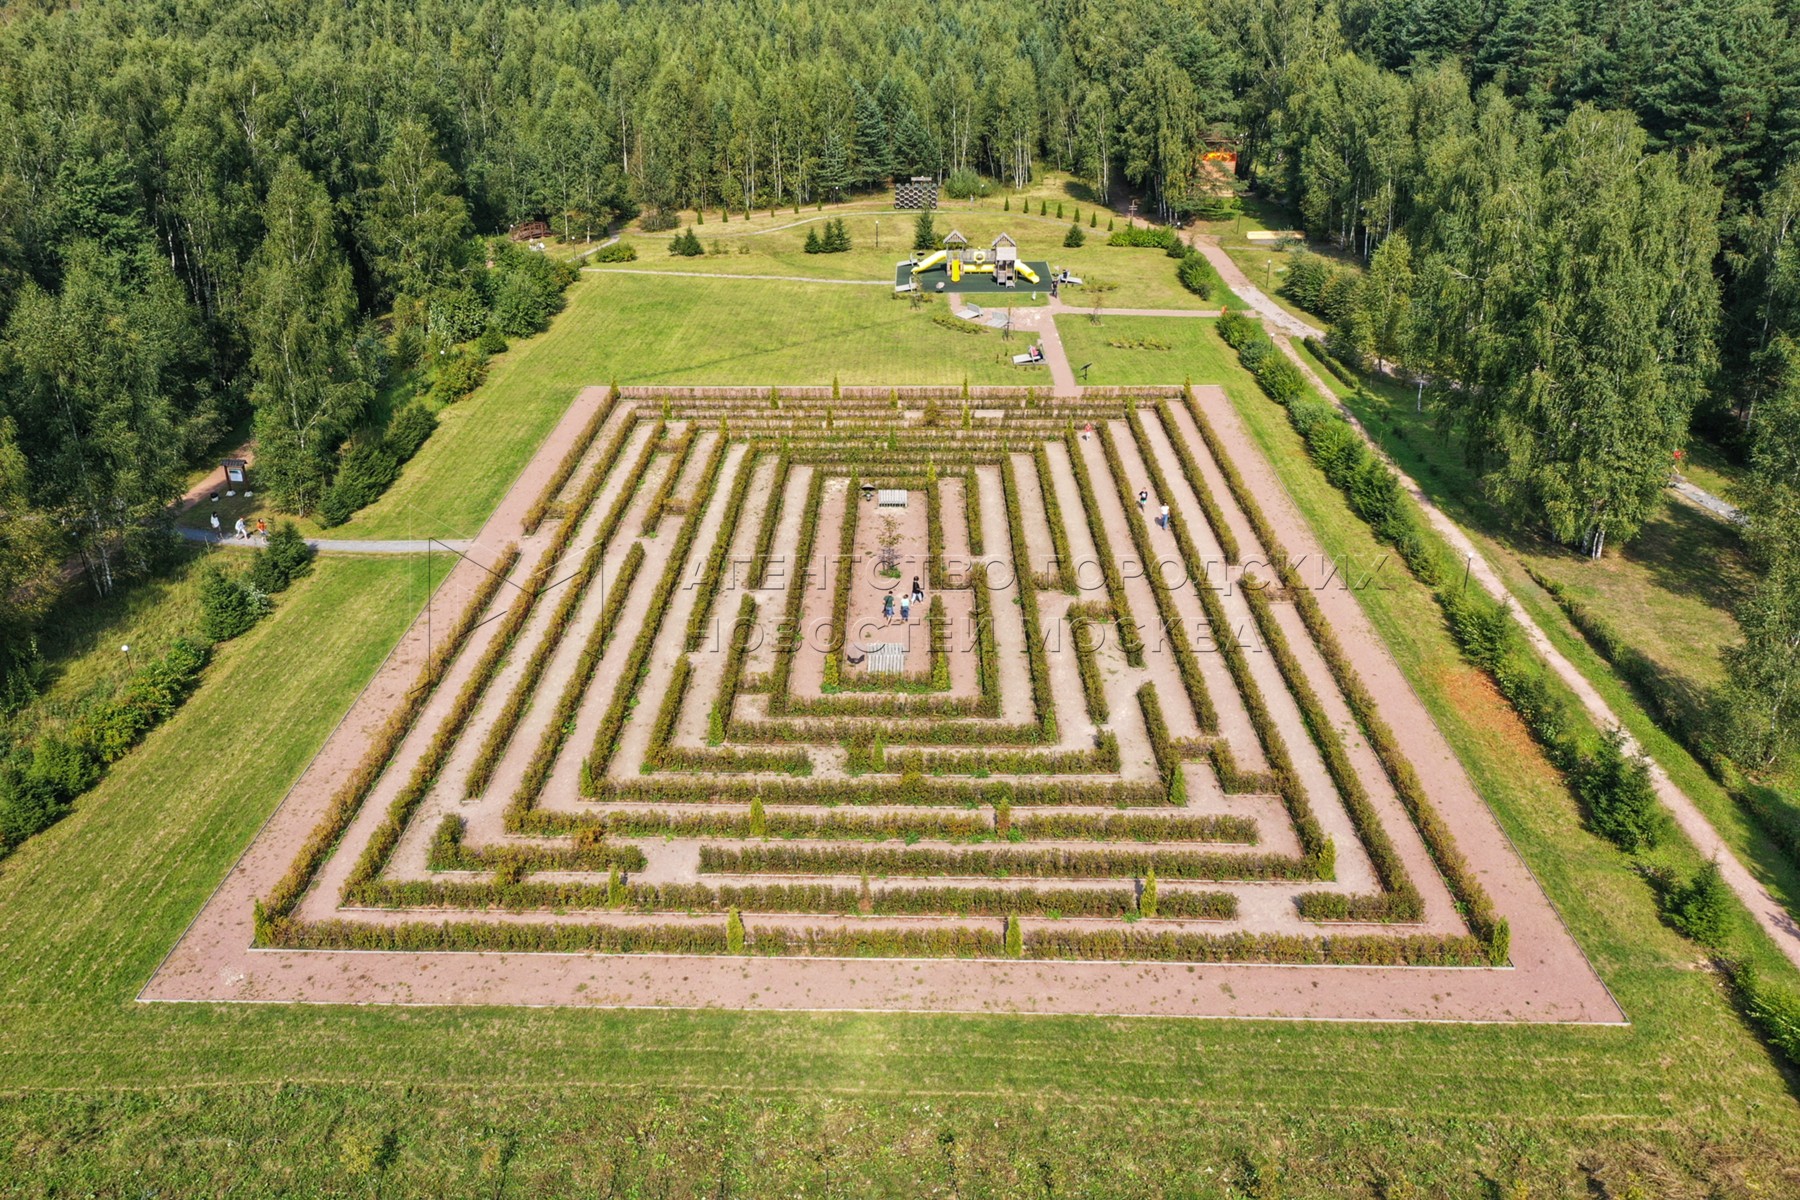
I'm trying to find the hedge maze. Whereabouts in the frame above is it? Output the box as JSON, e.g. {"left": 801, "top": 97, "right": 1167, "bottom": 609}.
{"left": 254, "top": 385, "right": 1516, "bottom": 975}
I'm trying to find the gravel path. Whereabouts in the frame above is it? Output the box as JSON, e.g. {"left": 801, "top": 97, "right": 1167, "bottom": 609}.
{"left": 580, "top": 267, "right": 890, "bottom": 286}
{"left": 179, "top": 526, "right": 472, "bottom": 555}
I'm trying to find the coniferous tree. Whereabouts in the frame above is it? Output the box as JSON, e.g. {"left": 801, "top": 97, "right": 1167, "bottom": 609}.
{"left": 247, "top": 159, "right": 373, "bottom": 515}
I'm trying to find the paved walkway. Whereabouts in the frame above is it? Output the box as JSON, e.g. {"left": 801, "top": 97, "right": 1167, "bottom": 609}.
{"left": 580, "top": 267, "right": 889, "bottom": 286}
{"left": 1671, "top": 478, "right": 1744, "bottom": 524}
{"left": 1273, "top": 337, "right": 1800, "bottom": 973}
{"left": 178, "top": 526, "right": 471, "bottom": 555}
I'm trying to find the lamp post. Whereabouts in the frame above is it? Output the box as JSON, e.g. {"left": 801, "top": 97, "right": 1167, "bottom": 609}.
{"left": 875, "top": 219, "right": 880, "bottom": 250}
{"left": 1265, "top": 259, "right": 1272, "bottom": 291}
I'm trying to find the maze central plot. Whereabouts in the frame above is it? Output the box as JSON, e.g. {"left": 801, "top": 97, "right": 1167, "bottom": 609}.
{"left": 256, "top": 387, "right": 1515, "bottom": 972}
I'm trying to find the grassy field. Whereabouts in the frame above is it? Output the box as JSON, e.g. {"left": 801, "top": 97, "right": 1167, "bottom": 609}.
{"left": 337, "top": 270, "right": 1052, "bottom": 540}
{"left": 605, "top": 206, "right": 1211, "bottom": 312}
{"left": 4, "top": 337, "right": 1800, "bottom": 1192}
{"left": 1055, "top": 314, "right": 1236, "bottom": 385}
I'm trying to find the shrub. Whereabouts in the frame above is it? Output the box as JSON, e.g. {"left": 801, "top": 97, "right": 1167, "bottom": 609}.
{"left": 474, "top": 326, "right": 509, "bottom": 355}
{"left": 318, "top": 442, "right": 400, "bottom": 526}
{"left": 246, "top": 522, "right": 314, "bottom": 595}
{"left": 429, "top": 350, "right": 488, "bottom": 403}
{"left": 726, "top": 908, "right": 746, "bottom": 954}
{"left": 198, "top": 564, "right": 266, "bottom": 642}
{"left": 1139, "top": 868, "right": 1158, "bottom": 917}
{"left": 1664, "top": 861, "right": 1734, "bottom": 946}
{"left": 1063, "top": 223, "right": 1086, "bottom": 248}
{"left": 1107, "top": 226, "right": 1182, "bottom": 251}
{"left": 590, "top": 240, "right": 638, "bottom": 263}
{"left": 1576, "top": 727, "right": 1667, "bottom": 851}
{"left": 1005, "top": 914, "right": 1023, "bottom": 957}
{"left": 1176, "top": 252, "right": 1213, "bottom": 298}
{"left": 943, "top": 169, "right": 990, "bottom": 200}
{"left": 383, "top": 403, "right": 438, "bottom": 462}
{"left": 669, "top": 228, "right": 704, "bottom": 256}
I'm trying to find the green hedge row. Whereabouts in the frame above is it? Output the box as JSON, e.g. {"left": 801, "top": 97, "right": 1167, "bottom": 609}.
{"left": 423, "top": 815, "right": 644, "bottom": 876}
{"left": 764, "top": 469, "right": 827, "bottom": 713}
{"left": 1060, "top": 430, "right": 1145, "bottom": 665}
{"left": 819, "top": 472, "right": 862, "bottom": 690}
{"left": 271, "top": 913, "right": 1488, "bottom": 963}
{"left": 1103, "top": 418, "right": 1219, "bottom": 732}
{"left": 256, "top": 545, "right": 521, "bottom": 937}
{"left": 521, "top": 387, "right": 617, "bottom": 535}
{"left": 464, "top": 418, "right": 664, "bottom": 796}
{"left": 747, "top": 454, "right": 794, "bottom": 588}
{"left": 998, "top": 457, "right": 1060, "bottom": 743}
{"left": 531, "top": 776, "right": 1168, "bottom": 824}
{"left": 699, "top": 842, "right": 1322, "bottom": 882}
{"left": 1025, "top": 927, "right": 1490, "bottom": 966}
{"left": 964, "top": 467, "right": 985, "bottom": 555}
{"left": 684, "top": 446, "right": 768, "bottom": 650}
{"left": 639, "top": 424, "right": 698, "bottom": 535}
{"left": 1032, "top": 445, "right": 1078, "bottom": 593}
{"left": 1240, "top": 582, "right": 1423, "bottom": 923}
{"left": 1069, "top": 608, "right": 1111, "bottom": 722}
{"left": 1152, "top": 402, "right": 1241, "bottom": 564}
{"left": 888, "top": 731, "right": 1120, "bottom": 777}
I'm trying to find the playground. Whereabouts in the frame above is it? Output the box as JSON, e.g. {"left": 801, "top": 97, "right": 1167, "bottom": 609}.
{"left": 895, "top": 230, "right": 1056, "bottom": 295}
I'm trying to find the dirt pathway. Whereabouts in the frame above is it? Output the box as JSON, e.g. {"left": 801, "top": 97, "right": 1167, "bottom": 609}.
{"left": 1192, "top": 238, "right": 1324, "bottom": 339}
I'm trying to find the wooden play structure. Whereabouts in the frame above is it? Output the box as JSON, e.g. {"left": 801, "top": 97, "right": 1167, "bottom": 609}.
{"left": 908, "top": 231, "right": 1040, "bottom": 287}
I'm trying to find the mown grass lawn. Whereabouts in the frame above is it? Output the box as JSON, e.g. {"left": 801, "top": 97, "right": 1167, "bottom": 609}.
{"left": 1054, "top": 314, "right": 1237, "bottom": 385}
{"left": 338, "top": 270, "right": 1053, "bottom": 540}
{"left": 3, "top": 334, "right": 1800, "bottom": 1192}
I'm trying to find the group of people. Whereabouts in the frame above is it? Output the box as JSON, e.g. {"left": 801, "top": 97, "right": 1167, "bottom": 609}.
{"left": 1137, "top": 488, "right": 1174, "bottom": 530}
{"left": 882, "top": 576, "right": 927, "bottom": 623}
{"left": 209, "top": 512, "right": 268, "bottom": 542}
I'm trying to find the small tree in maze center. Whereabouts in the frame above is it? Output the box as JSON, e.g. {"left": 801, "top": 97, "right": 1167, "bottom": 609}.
{"left": 877, "top": 513, "right": 903, "bottom": 578}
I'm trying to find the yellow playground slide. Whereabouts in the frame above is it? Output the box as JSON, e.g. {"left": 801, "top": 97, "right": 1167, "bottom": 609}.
{"left": 1016, "top": 262, "right": 1040, "bottom": 284}
{"left": 949, "top": 256, "right": 961, "bottom": 282}
{"left": 911, "top": 250, "right": 947, "bottom": 275}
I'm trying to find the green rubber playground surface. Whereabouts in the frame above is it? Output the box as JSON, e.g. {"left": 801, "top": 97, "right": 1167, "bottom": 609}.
{"left": 895, "top": 259, "right": 1056, "bottom": 295}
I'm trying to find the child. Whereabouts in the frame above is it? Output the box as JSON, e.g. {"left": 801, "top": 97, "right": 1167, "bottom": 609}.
{"left": 1137, "top": 489, "right": 1148, "bottom": 510}
{"left": 900, "top": 596, "right": 911, "bottom": 621}
{"left": 883, "top": 593, "right": 895, "bottom": 622}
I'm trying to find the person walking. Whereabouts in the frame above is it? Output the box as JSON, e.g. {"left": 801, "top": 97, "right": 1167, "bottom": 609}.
{"left": 911, "top": 576, "right": 923, "bottom": 606}
{"left": 1159, "top": 503, "right": 1170, "bottom": 530}
{"left": 209, "top": 511, "right": 222, "bottom": 541}
{"left": 1137, "top": 489, "right": 1149, "bottom": 511}
{"left": 256, "top": 517, "right": 268, "bottom": 540}
{"left": 900, "top": 595, "right": 911, "bottom": 622}
{"left": 883, "top": 593, "right": 895, "bottom": 622}
{"left": 234, "top": 517, "right": 248, "bottom": 540}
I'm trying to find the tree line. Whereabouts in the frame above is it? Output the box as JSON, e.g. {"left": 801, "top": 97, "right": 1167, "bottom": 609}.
{"left": 0, "top": 0, "right": 1796, "bottom": 767}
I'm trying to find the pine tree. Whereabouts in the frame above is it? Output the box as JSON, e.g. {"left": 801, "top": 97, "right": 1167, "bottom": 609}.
{"left": 1064, "top": 222, "right": 1086, "bottom": 248}
{"left": 1005, "top": 913, "right": 1023, "bottom": 957}
{"left": 726, "top": 907, "right": 746, "bottom": 954}
{"left": 1666, "top": 861, "right": 1734, "bottom": 946}
{"left": 749, "top": 795, "right": 767, "bottom": 837}
{"left": 913, "top": 208, "right": 937, "bottom": 253}
{"left": 803, "top": 227, "right": 822, "bottom": 254}
{"left": 1139, "top": 869, "right": 1158, "bottom": 917}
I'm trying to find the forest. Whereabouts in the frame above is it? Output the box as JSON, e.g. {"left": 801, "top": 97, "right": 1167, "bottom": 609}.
{"left": 0, "top": 0, "right": 1796, "bottom": 773}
